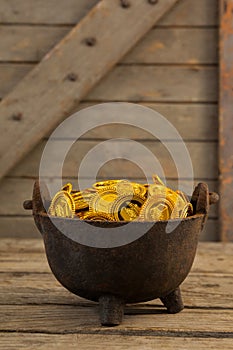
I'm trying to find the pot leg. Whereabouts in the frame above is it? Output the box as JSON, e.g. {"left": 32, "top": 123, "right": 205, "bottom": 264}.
{"left": 99, "top": 295, "right": 124, "bottom": 326}
{"left": 160, "top": 287, "right": 184, "bottom": 314}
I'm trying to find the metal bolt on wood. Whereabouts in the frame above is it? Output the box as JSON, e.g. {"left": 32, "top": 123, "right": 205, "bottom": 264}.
{"left": 11, "top": 112, "right": 23, "bottom": 121}
{"left": 0, "top": 0, "right": 181, "bottom": 181}
{"left": 84, "top": 37, "right": 97, "bottom": 46}
{"left": 66, "top": 73, "right": 78, "bottom": 82}
{"left": 120, "top": 0, "right": 131, "bottom": 8}
{"left": 148, "top": 0, "right": 159, "bottom": 4}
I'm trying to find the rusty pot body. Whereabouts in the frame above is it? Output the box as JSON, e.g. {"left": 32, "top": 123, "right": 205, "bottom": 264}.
{"left": 24, "top": 180, "right": 213, "bottom": 325}
{"left": 39, "top": 214, "right": 203, "bottom": 304}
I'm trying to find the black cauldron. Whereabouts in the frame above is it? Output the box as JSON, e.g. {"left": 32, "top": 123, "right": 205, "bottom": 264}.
{"left": 24, "top": 181, "right": 218, "bottom": 326}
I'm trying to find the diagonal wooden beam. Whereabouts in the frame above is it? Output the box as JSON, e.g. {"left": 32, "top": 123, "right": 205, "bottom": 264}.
{"left": 0, "top": 0, "right": 179, "bottom": 180}
{"left": 219, "top": 0, "right": 233, "bottom": 241}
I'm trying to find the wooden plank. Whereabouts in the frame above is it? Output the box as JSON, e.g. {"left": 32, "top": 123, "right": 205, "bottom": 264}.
{"left": 9, "top": 140, "right": 218, "bottom": 179}
{"left": 0, "top": 25, "right": 70, "bottom": 62}
{"left": 1, "top": 334, "right": 233, "bottom": 350}
{"left": 158, "top": 0, "right": 218, "bottom": 26}
{"left": 0, "top": 0, "right": 99, "bottom": 25}
{"left": 219, "top": 0, "right": 233, "bottom": 242}
{"left": 0, "top": 0, "right": 180, "bottom": 181}
{"left": 0, "top": 65, "right": 218, "bottom": 101}
{"left": 0, "top": 27, "right": 218, "bottom": 64}
{"left": 200, "top": 219, "right": 219, "bottom": 241}
{"left": 73, "top": 103, "right": 218, "bottom": 141}
{"left": 0, "top": 0, "right": 218, "bottom": 26}
{"left": 86, "top": 66, "right": 217, "bottom": 102}
{"left": 181, "top": 272, "right": 233, "bottom": 308}
{"left": 0, "top": 272, "right": 91, "bottom": 306}
{"left": 0, "top": 257, "right": 50, "bottom": 274}
{"left": 0, "top": 333, "right": 230, "bottom": 350}
{"left": 123, "top": 28, "right": 218, "bottom": 64}
{"left": 0, "top": 238, "right": 44, "bottom": 252}
{"left": 0, "top": 304, "right": 232, "bottom": 333}
{"left": 0, "top": 102, "right": 220, "bottom": 141}
{"left": 193, "top": 243, "right": 233, "bottom": 274}
{"left": 0, "top": 217, "right": 39, "bottom": 239}
{"left": 0, "top": 101, "right": 219, "bottom": 141}
{"left": 0, "top": 271, "right": 231, "bottom": 308}
{"left": 0, "top": 217, "right": 219, "bottom": 241}
{"left": 0, "top": 63, "right": 32, "bottom": 97}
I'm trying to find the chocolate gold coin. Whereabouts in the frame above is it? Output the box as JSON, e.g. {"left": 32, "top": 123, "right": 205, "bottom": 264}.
{"left": 170, "top": 192, "right": 189, "bottom": 219}
{"left": 73, "top": 191, "right": 95, "bottom": 211}
{"left": 152, "top": 174, "right": 165, "bottom": 186}
{"left": 110, "top": 194, "right": 145, "bottom": 221}
{"left": 82, "top": 212, "right": 115, "bottom": 221}
{"left": 148, "top": 184, "right": 168, "bottom": 197}
{"left": 48, "top": 191, "right": 75, "bottom": 218}
{"left": 176, "top": 190, "right": 189, "bottom": 203}
{"left": 139, "top": 195, "right": 178, "bottom": 221}
{"left": 116, "top": 180, "right": 134, "bottom": 196}
{"left": 48, "top": 175, "right": 193, "bottom": 222}
{"left": 179, "top": 202, "right": 193, "bottom": 218}
{"left": 89, "top": 188, "right": 118, "bottom": 214}
{"left": 61, "top": 183, "right": 73, "bottom": 193}
{"left": 92, "top": 180, "right": 122, "bottom": 190}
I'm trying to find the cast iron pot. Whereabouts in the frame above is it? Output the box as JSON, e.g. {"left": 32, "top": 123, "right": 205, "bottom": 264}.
{"left": 24, "top": 181, "right": 218, "bottom": 326}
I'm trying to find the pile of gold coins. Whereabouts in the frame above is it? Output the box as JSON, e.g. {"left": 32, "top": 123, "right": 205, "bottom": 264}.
{"left": 48, "top": 175, "right": 193, "bottom": 222}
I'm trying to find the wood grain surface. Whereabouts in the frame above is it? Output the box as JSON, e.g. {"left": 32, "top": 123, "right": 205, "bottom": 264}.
{"left": 0, "top": 0, "right": 217, "bottom": 25}
{"left": 0, "top": 0, "right": 180, "bottom": 181}
{"left": 1, "top": 334, "right": 233, "bottom": 350}
{"left": 0, "top": 0, "right": 219, "bottom": 242}
{"left": 219, "top": 0, "right": 233, "bottom": 242}
{"left": 86, "top": 66, "right": 217, "bottom": 102}
{"left": 0, "top": 334, "right": 232, "bottom": 350}
{"left": 0, "top": 240, "right": 232, "bottom": 349}
{"left": 0, "top": 65, "right": 218, "bottom": 101}
{"left": 72, "top": 102, "right": 218, "bottom": 141}
{"left": 0, "top": 27, "right": 217, "bottom": 64}
{"left": 8, "top": 139, "right": 218, "bottom": 179}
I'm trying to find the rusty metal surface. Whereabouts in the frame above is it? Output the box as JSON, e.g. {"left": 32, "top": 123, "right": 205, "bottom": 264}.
{"left": 219, "top": 0, "right": 233, "bottom": 241}
{"left": 40, "top": 214, "right": 202, "bottom": 304}
{"left": 23, "top": 180, "right": 218, "bottom": 326}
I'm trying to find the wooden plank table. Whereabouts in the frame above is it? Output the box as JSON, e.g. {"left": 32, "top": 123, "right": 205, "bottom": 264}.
{"left": 0, "top": 239, "right": 232, "bottom": 349}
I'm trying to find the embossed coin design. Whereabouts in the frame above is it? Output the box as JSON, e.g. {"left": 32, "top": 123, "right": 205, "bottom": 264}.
{"left": 49, "top": 191, "right": 75, "bottom": 218}
{"left": 89, "top": 188, "right": 119, "bottom": 214}
{"left": 110, "top": 193, "right": 145, "bottom": 221}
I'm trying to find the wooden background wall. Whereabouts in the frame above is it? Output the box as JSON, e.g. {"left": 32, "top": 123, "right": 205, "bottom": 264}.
{"left": 0, "top": 0, "right": 219, "bottom": 240}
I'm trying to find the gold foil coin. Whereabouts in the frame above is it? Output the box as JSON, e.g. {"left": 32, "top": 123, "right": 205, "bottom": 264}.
{"left": 62, "top": 183, "right": 73, "bottom": 193}
{"left": 48, "top": 191, "right": 75, "bottom": 218}
{"left": 176, "top": 190, "right": 189, "bottom": 204}
{"left": 152, "top": 174, "right": 165, "bottom": 186}
{"left": 92, "top": 180, "right": 122, "bottom": 190}
{"left": 73, "top": 191, "right": 95, "bottom": 211}
{"left": 48, "top": 175, "right": 193, "bottom": 222}
{"left": 116, "top": 180, "right": 134, "bottom": 196}
{"left": 148, "top": 184, "right": 168, "bottom": 197}
{"left": 179, "top": 202, "right": 193, "bottom": 218}
{"left": 110, "top": 194, "right": 145, "bottom": 221}
{"left": 139, "top": 195, "right": 178, "bottom": 221}
{"left": 82, "top": 212, "right": 115, "bottom": 221}
{"left": 89, "top": 188, "right": 118, "bottom": 214}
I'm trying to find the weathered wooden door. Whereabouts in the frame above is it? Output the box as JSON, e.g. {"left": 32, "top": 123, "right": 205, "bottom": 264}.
{"left": 0, "top": 0, "right": 225, "bottom": 241}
